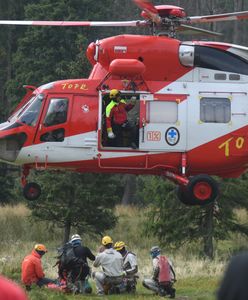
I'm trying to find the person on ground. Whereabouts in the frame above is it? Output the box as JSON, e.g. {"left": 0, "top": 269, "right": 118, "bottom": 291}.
{"left": 58, "top": 233, "right": 95, "bottom": 294}
{"left": 142, "top": 246, "right": 176, "bottom": 298}
{"left": 217, "top": 251, "right": 248, "bottom": 300}
{"left": 114, "top": 240, "right": 138, "bottom": 293}
{"left": 21, "top": 244, "right": 55, "bottom": 290}
{"left": 93, "top": 235, "right": 124, "bottom": 295}
{"left": 106, "top": 89, "right": 137, "bottom": 148}
{"left": 0, "top": 275, "right": 28, "bottom": 300}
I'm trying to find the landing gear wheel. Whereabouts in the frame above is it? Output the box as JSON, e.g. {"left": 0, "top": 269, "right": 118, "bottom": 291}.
{"left": 23, "top": 182, "right": 41, "bottom": 201}
{"left": 187, "top": 174, "right": 218, "bottom": 206}
{"left": 176, "top": 186, "right": 195, "bottom": 206}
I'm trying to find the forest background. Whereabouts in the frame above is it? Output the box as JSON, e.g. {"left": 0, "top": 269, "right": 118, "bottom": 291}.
{"left": 0, "top": 0, "right": 248, "bottom": 299}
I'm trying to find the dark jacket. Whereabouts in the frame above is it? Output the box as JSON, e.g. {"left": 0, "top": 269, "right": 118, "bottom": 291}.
{"left": 218, "top": 252, "right": 248, "bottom": 300}
{"left": 69, "top": 244, "right": 95, "bottom": 281}
{"left": 74, "top": 245, "right": 95, "bottom": 264}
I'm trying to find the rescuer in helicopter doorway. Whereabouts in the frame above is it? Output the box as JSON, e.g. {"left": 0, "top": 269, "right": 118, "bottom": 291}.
{"left": 106, "top": 89, "right": 138, "bottom": 148}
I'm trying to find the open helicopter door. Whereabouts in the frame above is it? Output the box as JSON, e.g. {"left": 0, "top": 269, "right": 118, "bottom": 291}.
{"left": 100, "top": 90, "right": 140, "bottom": 149}
{"left": 139, "top": 93, "right": 187, "bottom": 151}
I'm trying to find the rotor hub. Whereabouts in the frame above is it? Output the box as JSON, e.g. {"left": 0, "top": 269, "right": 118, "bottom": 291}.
{"left": 141, "top": 5, "right": 186, "bottom": 19}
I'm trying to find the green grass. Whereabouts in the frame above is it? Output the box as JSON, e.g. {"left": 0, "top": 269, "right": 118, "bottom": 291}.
{"left": 0, "top": 204, "right": 244, "bottom": 300}
{"left": 24, "top": 277, "right": 218, "bottom": 300}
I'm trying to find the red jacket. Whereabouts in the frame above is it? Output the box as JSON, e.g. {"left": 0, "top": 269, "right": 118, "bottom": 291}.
{"left": 0, "top": 275, "right": 27, "bottom": 300}
{"left": 106, "top": 100, "right": 134, "bottom": 131}
{"left": 21, "top": 250, "right": 45, "bottom": 285}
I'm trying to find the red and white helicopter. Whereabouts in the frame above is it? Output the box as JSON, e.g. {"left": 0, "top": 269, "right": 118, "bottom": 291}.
{"left": 0, "top": 0, "right": 248, "bottom": 205}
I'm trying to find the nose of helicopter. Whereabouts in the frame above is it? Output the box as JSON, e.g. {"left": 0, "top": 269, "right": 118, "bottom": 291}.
{"left": 0, "top": 123, "right": 27, "bottom": 163}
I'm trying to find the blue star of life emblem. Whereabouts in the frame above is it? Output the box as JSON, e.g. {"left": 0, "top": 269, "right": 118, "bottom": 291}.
{"left": 165, "top": 127, "right": 180, "bottom": 146}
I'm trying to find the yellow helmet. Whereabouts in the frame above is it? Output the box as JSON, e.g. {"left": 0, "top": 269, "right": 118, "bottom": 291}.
{"left": 34, "top": 244, "right": 47, "bottom": 253}
{"left": 114, "top": 241, "right": 126, "bottom": 251}
{"left": 109, "top": 89, "right": 120, "bottom": 99}
{"left": 102, "top": 235, "right": 113, "bottom": 246}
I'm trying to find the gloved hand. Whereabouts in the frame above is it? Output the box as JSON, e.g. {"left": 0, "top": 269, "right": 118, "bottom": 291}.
{"left": 108, "top": 131, "right": 115, "bottom": 139}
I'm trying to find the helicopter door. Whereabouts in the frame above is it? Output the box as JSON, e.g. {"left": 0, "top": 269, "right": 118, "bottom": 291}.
{"left": 139, "top": 94, "right": 187, "bottom": 151}
{"left": 34, "top": 94, "right": 70, "bottom": 147}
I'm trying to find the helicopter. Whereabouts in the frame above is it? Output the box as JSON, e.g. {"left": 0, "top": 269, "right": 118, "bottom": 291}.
{"left": 0, "top": 0, "right": 248, "bottom": 205}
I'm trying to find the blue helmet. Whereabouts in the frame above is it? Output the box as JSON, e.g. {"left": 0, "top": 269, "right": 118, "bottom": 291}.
{"left": 150, "top": 246, "right": 160, "bottom": 258}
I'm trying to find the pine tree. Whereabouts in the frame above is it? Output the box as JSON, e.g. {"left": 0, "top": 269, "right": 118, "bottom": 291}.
{"left": 139, "top": 175, "right": 248, "bottom": 259}
{"left": 27, "top": 171, "right": 122, "bottom": 244}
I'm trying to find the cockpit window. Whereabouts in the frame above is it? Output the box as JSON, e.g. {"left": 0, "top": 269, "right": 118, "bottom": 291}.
{"left": 194, "top": 46, "right": 248, "bottom": 75}
{"left": 17, "top": 94, "right": 44, "bottom": 126}
{"left": 8, "top": 96, "right": 36, "bottom": 123}
{"left": 43, "top": 98, "right": 68, "bottom": 127}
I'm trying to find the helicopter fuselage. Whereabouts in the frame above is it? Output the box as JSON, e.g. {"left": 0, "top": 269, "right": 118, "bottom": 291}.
{"left": 0, "top": 34, "right": 248, "bottom": 183}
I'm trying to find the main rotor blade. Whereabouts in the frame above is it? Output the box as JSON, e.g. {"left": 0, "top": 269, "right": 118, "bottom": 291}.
{"left": 0, "top": 20, "right": 146, "bottom": 27}
{"left": 133, "top": 0, "right": 161, "bottom": 24}
{"left": 177, "top": 24, "right": 222, "bottom": 37}
{"left": 189, "top": 11, "right": 248, "bottom": 24}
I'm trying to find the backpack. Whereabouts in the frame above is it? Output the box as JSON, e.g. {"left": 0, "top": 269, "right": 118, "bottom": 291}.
{"left": 58, "top": 243, "right": 83, "bottom": 270}
{"left": 158, "top": 256, "right": 172, "bottom": 284}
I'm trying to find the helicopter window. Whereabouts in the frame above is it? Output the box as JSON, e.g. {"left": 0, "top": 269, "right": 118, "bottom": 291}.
{"left": 194, "top": 46, "right": 248, "bottom": 76}
{"left": 8, "top": 96, "right": 36, "bottom": 123}
{"left": 148, "top": 101, "right": 177, "bottom": 123}
{"left": 229, "top": 74, "right": 240, "bottom": 81}
{"left": 200, "top": 97, "right": 231, "bottom": 123}
{"left": 40, "top": 128, "right": 65, "bottom": 142}
{"left": 214, "top": 74, "right": 227, "bottom": 80}
{"left": 43, "top": 98, "right": 68, "bottom": 127}
{"left": 18, "top": 94, "right": 44, "bottom": 126}
{"left": 179, "top": 45, "right": 195, "bottom": 67}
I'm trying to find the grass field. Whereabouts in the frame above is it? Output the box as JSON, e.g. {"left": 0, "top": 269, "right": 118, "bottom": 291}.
{"left": 25, "top": 277, "right": 218, "bottom": 300}
{"left": 0, "top": 204, "right": 246, "bottom": 300}
{"left": 24, "top": 274, "right": 219, "bottom": 300}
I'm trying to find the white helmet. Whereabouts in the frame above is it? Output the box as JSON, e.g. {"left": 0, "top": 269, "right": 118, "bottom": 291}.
{"left": 70, "top": 234, "right": 82, "bottom": 242}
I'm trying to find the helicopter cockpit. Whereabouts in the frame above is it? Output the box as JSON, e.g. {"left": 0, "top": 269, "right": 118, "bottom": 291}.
{"left": 0, "top": 94, "right": 44, "bottom": 163}
{"left": 9, "top": 94, "right": 44, "bottom": 126}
